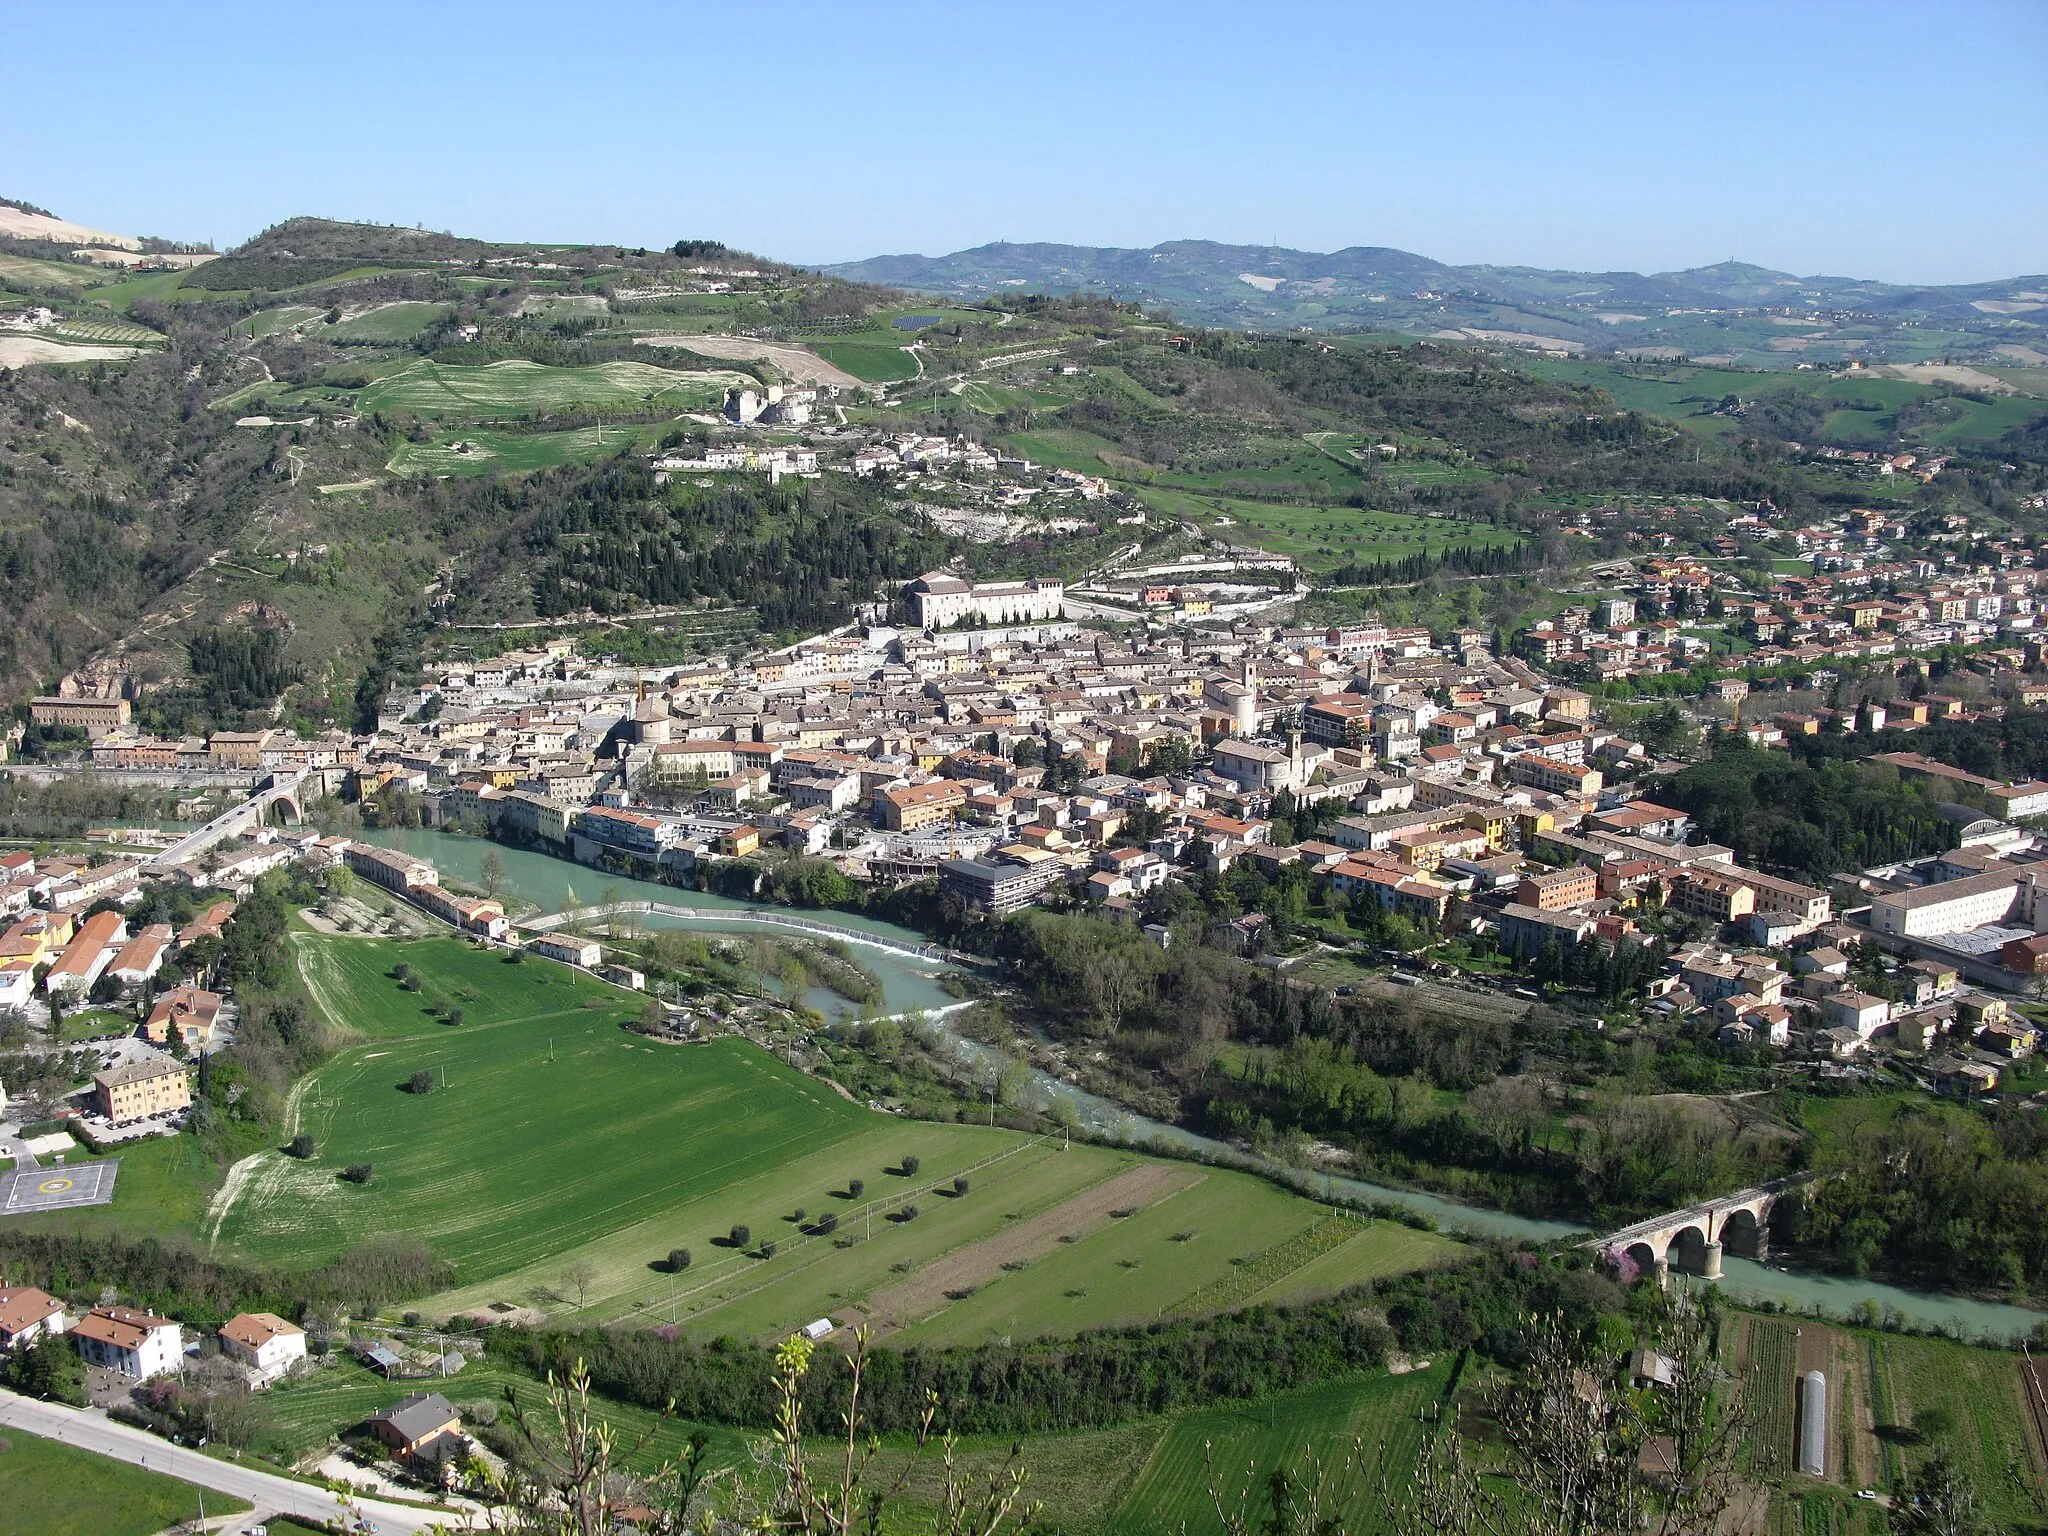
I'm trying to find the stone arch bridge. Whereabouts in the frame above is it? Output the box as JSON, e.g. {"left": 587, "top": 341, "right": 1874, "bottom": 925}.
{"left": 1582, "top": 1178, "right": 1802, "bottom": 1282}
{"left": 148, "top": 768, "right": 309, "bottom": 868}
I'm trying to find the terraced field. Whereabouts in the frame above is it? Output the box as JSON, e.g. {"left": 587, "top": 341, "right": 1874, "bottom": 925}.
{"left": 354, "top": 358, "right": 745, "bottom": 419}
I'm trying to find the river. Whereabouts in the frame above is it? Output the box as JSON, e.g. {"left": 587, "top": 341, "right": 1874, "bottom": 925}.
{"left": 357, "top": 828, "right": 2048, "bottom": 1344}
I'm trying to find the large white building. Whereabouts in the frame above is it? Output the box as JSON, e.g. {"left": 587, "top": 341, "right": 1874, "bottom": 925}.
{"left": 906, "top": 573, "right": 1064, "bottom": 630}
{"left": 1869, "top": 867, "right": 2048, "bottom": 938}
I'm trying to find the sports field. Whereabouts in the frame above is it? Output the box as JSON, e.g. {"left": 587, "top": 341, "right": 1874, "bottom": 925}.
{"left": 387, "top": 423, "right": 662, "bottom": 477}
{"left": 0, "top": 1431, "right": 250, "bottom": 1536}
{"left": 211, "top": 933, "right": 1459, "bottom": 1337}
{"left": 354, "top": 358, "right": 745, "bottom": 419}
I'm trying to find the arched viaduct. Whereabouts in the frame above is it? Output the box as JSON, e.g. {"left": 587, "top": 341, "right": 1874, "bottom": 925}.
{"left": 148, "top": 769, "right": 309, "bottom": 868}
{"left": 1583, "top": 1178, "right": 1797, "bottom": 1283}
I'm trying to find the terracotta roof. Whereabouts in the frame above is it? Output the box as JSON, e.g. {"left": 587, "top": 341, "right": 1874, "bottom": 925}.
{"left": 0, "top": 1286, "right": 62, "bottom": 1335}
{"left": 220, "top": 1311, "right": 303, "bottom": 1350}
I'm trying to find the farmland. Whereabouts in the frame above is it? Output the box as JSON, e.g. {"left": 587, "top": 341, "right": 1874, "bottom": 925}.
{"left": 0, "top": 1431, "right": 250, "bottom": 1536}
{"left": 1114, "top": 1362, "right": 1457, "bottom": 1535}
{"left": 353, "top": 358, "right": 745, "bottom": 419}
{"left": 183, "top": 934, "right": 1465, "bottom": 1343}
{"left": 1728, "top": 1312, "right": 2048, "bottom": 1531}
{"left": 808, "top": 339, "right": 920, "bottom": 383}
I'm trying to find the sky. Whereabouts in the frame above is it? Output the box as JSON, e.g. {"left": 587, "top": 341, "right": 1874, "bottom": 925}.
{"left": 6, "top": 0, "right": 2045, "bottom": 283}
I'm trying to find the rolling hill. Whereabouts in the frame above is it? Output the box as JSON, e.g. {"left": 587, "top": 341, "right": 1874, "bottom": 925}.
{"left": 824, "top": 240, "right": 2048, "bottom": 367}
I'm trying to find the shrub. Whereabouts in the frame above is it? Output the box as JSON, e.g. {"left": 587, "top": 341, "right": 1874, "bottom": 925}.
{"left": 900, "top": 1155, "right": 920, "bottom": 1177}
{"left": 792, "top": 1206, "right": 806, "bottom": 1222}
{"left": 403, "top": 976, "right": 422, "bottom": 993}
{"left": 408, "top": 1070, "right": 434, "bottom": 1095}
{"left": 506, "top": 948, "right": 525, "bottom": 964}
{"left": 759, "top": 1241, "right": 777, "bottom": 1259}
{"left": 667, "top": 1247, "right": 692, "bottom": 1273}
{"left": 341, "top": 1163, "right": 374, "bottom": 1184}
{"left": 729, "top": 1224, "right": 750, "bottom": 1248}
{"left": 402, "top": 1311, "right": 421, "bottom": 1327}
{"left": 446, "top": 1007, "right": 464, "bottom": 1027}
{"left": 953, "top": 1176, "right": 970, "bottom": 1196}
{"left": 813, "top": 1213, "right": 838, "bottom": 1236}
{"left": 393, "top": 962, "right": 411, "bottom": 981}
{"left": 900, "top": 1204, "right": 919, "bottom": 1222}
{"left": 287, "top": 1134, "right": 317, "bottom": 1159}
{"left": 847, "top": 1178, "right": 865, "bottom": 1199}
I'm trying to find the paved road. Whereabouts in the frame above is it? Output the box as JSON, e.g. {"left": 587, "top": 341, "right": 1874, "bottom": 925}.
{"left": 0, "top": 1389, "right": 465, "bottom": 1533}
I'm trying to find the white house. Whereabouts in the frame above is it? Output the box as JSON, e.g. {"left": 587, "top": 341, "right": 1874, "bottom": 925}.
{"left": 0, "top": 1286, "right": 66, "bottom": 1352}
{"left": 529, "top": 934, "right": 602, "bottom": 967}
{"left": 218, "top": 1312, "right": 307, "bottom": 1381}
{"left": 71, "top": 1305, "right": 182, "bottom": 1379}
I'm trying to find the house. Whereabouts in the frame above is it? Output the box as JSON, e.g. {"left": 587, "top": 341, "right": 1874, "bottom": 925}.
{"left": 0, "top": 1286, "right": 65, "bottom": 1352}
{"left": 144, "top": 985, "right": 223, "bottom": 1048}
{"left": 528, "top": 934, "right": 602, "bottom": 967}
{"left": 43, "top": 909, "right": 127, "bottom": 997}
{"left": 104, "top": 923, "right": 173, "bottom": 989}
{"left": 1819, "top": 990, "right": 1890, "bottom": 1039}
{"left": 71, "top": 1305, "right": 182, "bottom": 1379}
{"left": 93, "top": 1055, "right": 192, "bottom": 1124}
{"left": 218, "top": 1312, "right": 307, "bottom": 1380}
{"left": 366, "top": 1390, "right": 464, "bottom": 1465}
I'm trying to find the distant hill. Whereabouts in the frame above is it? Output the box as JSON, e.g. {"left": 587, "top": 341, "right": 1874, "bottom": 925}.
{"left": 823, "top": 240, "right": 2048, "bottom": 367}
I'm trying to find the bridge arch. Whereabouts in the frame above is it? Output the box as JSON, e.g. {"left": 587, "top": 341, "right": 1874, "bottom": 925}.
{"left": 1622, "top": 1242, "right": 1660, "bottom": 1282}
{"left": 1717, "top": 1205, "right": 1767, "bottom": 1259}
{"left": 1666, "top": 1224, "right": 1712, "bottom": 1277}
{"left": 265, "top": 792, "right": 303, "bottom": 827}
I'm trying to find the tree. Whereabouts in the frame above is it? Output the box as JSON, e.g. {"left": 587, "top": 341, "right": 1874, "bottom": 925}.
{"left": 341, "top": 1162, "right": 374, "bottom": 1183}
{"left": 478, "top": 847, "right": 507, "bottom": 900}
{"left": 446, "top": 1007, "right": 464, "bottom": 1028}
{"left": 7, "top": 1333, "right": 85, "bottom": 1403}
{"left": 287, "top": 1133, "right": 317, "bottom": 1159}
{"left": 953, "top": 1176, "right": 970, "bottom": 1196}
{"left": 408, "top": 1069, "right": 434, "bottom": 1095}
{"left": 563, "top": 1261, "right": 599, "bottom": 1309}
{"left": 1888, "top": 1445, "right": 1985, "bottom": 1536}
{"left": 847, "top": 1178, "right": 865, "bottom": 1199}
{"left": 667, "top": 1247, "right": 691, "bottom": 1273}
{"left": 730, "top": 1223, "right": 751, "bottom": 1247}
{"left": 900, "top": 1156, "right": 920, "bottom": 1177}
{"left": 759, "top": 1240, "right": 777, "bottom": 1259}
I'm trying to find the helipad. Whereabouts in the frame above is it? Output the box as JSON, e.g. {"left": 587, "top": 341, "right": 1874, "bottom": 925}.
{"left": 0, "top": 1159, "right": 120, "bottom": 1213}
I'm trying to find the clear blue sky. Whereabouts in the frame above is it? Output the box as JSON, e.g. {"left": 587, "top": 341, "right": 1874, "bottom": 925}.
{"left": 8, "top": 0, "right": 2044, "bottom": 282}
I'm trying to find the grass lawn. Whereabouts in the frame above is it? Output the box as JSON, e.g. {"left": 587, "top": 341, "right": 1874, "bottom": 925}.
{"left": 354, "top": 358, "right": 745, "bottom": 419}
{"left": 387, "top": 423, "right": 663, "bottom": 477}
{"left": 0, "top": 1430, "right": 251, "bottom": 1536}
{"left": 4, "top": 1121, "right": 264, "bottom": 1247}
{"left": 54, "top": 1006, "right": 133, "bottom": 1041}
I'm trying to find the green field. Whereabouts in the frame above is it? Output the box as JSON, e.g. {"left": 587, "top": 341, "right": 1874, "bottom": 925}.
{"left": 326, "top": 300, "right": 451, "bottom": 343}
{"left": 0, "top": 252, "right": 104, "bottom": 291}
{"left": 0, "top": 1431, "right": 251, "bottom": 1536}
{"left": 809, "top": 340, "right": 920, "bottom": 383}
{"left": 233, "top": 304, "right": 323, "bottom": 338}
{"left": 1113, "top": 1363, "right": 1456, "bottom": 1535}
{"left": 388, "top": 422, "right": 663, "bottom": 477}
{"left": 188, "top": 933, "right": 1463, "bottom": 1341}
{"left": 1127, "top": 486, "right": 1522, "bottom": 574}
{"left": 354, "top": 358, "right": 745, "bottom": 419}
